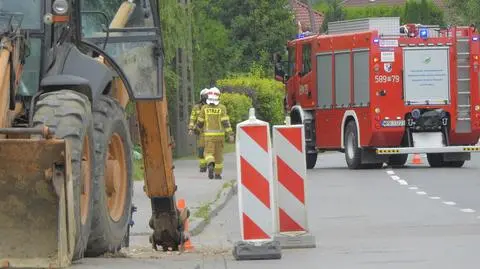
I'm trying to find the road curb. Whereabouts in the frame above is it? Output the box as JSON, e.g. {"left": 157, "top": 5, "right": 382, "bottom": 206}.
{"left": 189, "top": 179, "right": 238, "bottom": 237}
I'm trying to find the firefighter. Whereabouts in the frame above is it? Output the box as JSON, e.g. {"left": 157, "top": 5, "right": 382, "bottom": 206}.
{"left": 196, "top": 87, "right": 234, "bottom": 180}
{"left": 188, "top": 88, "right": 209, "bottom": 172}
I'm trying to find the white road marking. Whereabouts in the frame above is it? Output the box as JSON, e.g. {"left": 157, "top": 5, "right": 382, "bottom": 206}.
{"left": 387, "top": 170, "right": 476, "bottom": 214}
{"left": 460, "top": 208, "right": 475, "bottom": 213}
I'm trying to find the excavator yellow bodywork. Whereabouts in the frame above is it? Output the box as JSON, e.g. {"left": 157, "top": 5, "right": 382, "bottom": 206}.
{"left": 0, "top": 17, "right": 76, "bottom": 267}
{"left": 0, "top": 137, "right": 75, "bottom": 268}
{"left": 0, "top": 0, "right": 188, "bottom": 267}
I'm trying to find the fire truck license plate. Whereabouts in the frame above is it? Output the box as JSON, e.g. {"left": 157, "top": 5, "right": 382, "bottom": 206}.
{"left": 381, "top": 120, "right": 405, "bottom": 127}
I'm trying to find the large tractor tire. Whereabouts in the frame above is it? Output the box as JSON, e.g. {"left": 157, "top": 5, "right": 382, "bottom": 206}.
{"left": 32, "top": 90, "right": 95, "bottom": 260}
{"left": 85, "top": 96, "right": 133, "bottom": 257}
{"left": 344, "top": 120, "right": 362, "bottom": 169}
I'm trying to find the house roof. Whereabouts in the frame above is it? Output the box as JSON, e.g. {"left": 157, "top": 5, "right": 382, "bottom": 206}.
{"left": 290, "top": 0, "right": 324, "bottom": 33}
{"left": 340, "top": 0, "right": 446, "bottom": 9}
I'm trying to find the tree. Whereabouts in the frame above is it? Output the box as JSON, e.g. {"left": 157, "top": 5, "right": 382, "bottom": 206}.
{"left": 320, "top": 0, "right": 346, "bottom": 32}
{"left": 344, "top": 5, "right": 403, "bottom": 20}
{"left": 192, "top": 4, "right": 235, "bottom": 91}
{"left": 446, "top": 0, "right": 480, "bottom": 26}
{"left": 403, "top": 0, "right": 445, "bottom": 26}
{"left": 222, "top": 0, "right": 297, "bottom": 74}
{"left": 192, "top": 0, "right": 297, "bottom": 89}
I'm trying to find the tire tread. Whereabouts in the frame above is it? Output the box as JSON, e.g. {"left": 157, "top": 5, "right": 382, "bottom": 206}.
{"left": 32, "top": 90, "right": 94, "bottom": 261}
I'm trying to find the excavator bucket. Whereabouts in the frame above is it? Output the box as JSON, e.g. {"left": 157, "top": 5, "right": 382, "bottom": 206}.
{"left": 0, "top": 136, "right": 75, "bottom": 268}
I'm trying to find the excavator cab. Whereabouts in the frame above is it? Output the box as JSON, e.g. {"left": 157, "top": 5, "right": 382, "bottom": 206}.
{"left": 0, "top": 0, "right": 187, "bottom": 268}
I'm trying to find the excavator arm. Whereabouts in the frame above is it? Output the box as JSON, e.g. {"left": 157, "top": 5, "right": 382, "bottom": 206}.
{"left": 104, "top": 0, "right": 188, "bottom": 251}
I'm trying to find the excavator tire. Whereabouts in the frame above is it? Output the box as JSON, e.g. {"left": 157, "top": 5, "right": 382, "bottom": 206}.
{"left": 85, "top": 96, "right": 133, "bottom": 257}
{"left": 32, "top": 90, "right": 95, "bottom": 261}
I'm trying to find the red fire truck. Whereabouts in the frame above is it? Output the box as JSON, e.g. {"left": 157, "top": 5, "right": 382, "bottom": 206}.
{"left": 274, "top": 18, "right": 480, "bottom": 170}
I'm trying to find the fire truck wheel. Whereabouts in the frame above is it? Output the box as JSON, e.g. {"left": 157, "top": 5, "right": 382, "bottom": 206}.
{"left": 426, "top": 153, "right": 444, "bottom": 167}
{"left": 344, "top": 120, "right": 362, "bottom": 169}
{"left": 444, "top": 160, "right": 465, "bottom": 168}
{"left": 427, "top": 153, "right": 465, "bottom": 168}
{"left": 362, "top": 163, "right": 384, "bottom": 169}
{"left": 306, "top": 153, "right": 318, "bottom": 169}
{"left": 387, "top": 154, "right": 408, "bottom": 167}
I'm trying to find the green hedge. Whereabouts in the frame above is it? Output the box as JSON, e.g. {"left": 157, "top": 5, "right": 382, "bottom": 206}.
{"left": 217, "top": 76, "right": 285, "bottom": 126}
{"left": 220, "top": 92, "right": 253, "bottom": 130}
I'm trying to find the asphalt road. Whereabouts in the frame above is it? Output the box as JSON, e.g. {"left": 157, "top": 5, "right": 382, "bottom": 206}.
{"left": 74, "top": 152, "right": 480, "bottom": 268}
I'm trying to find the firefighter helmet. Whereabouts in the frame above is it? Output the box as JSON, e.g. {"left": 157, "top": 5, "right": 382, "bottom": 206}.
{"left": 206, "top": 87, "right": 221, "bottom": 105}
{"left": 199, "top": 88, "right": 209, "bottom": 103}
{"left": 200, "top": 88, "right": 209, "bottom": 97}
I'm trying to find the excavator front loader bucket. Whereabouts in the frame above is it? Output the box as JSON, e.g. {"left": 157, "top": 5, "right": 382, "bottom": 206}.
{"left": 0, "top": 133, "right": 75, "bottom": 268}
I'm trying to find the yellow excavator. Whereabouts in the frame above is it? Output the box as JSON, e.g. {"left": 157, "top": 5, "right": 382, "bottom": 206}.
{"left": 0, "top": 0, "right": 189, "bottom": 268}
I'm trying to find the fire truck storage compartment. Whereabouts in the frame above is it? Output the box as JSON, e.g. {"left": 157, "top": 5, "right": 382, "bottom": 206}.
{"left": 316, "top": 49, "right": 370, "bottom": 108}
{"left": 353, "top": 49, "right": 370, "bottom": 107}
{"left": 402, "top": 47, "right": 451, "bottom": 105}
{"left": 317, "top": 53, "right": 333, "bottom": 109}
{"left": 335, "top": 51, "right": 351, "bottom": 108}
{"left": 327, "top": 17, "right": 400, "bottom": 36}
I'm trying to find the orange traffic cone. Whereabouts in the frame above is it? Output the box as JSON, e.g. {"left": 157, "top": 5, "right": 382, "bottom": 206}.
{"left": 177, "top": 199, "right": 194, "bottom": 251}
{"left": 411, "top": 153, "right": 423, "bottom": 164}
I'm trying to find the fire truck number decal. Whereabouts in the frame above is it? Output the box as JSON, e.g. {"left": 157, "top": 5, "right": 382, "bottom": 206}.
{"left": 375, "top": 75, "right": 400, "bottom": 83}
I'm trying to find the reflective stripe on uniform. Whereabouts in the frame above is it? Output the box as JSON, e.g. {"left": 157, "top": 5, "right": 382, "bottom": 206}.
{"left": 205, "top": 154, "right": 215, "bottom": 163}
{"left": 204, "top": 129, "right": 225, "bottom": 136}
{"left": 190, "top": 112, "right": 198, "bottom": 120}
{"left": 205, "top": 132, "right": 225, "bottom": 137}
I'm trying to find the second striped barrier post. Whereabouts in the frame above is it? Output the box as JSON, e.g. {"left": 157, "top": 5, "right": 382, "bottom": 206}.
{"left": 272, "top": 117, "right": 316, "bottom": 249}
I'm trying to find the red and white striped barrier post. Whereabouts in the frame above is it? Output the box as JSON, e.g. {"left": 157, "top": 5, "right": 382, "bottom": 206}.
{"left": 233, "top": 108, "right": 282, "bottom": 260}
{"left": 272, "top": 116, "right": 316, "bottom": 249}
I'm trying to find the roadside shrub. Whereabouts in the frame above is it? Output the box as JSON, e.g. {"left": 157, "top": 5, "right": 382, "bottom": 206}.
{"left": 217, "top": 76, "right": 285, "bottom": 126}
{"left": 220, "top": 92, "right": 253, "bottom": 130}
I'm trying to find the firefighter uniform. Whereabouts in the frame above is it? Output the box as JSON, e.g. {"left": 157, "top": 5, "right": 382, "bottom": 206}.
{"left": 196, "top": 87, "right": 233, "bottom": 179}
{"left": 188, "top": 88, "right": 209, "bottom": 172}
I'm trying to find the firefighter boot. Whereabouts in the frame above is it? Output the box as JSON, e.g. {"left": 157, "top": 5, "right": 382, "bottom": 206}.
{"left": 199, "top": 159, "right": 207, "bottom": 173}
{"left": 214, "top": 174, "right": 222, "bottom": 180}
{"left": 207, "top": 162, "right": 215, "bottom": 179}
{"left": 198, "top": 147, "right": 207, "bottom": 172}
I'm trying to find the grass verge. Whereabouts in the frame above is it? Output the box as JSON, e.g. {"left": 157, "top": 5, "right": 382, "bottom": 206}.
{"left": 193, "top": 179, "right": 236, "bottom": 221}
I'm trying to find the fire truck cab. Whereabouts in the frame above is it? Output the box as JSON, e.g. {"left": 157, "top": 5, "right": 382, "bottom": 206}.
{"left": 275, "top": 17, "right": 480, "bottom": 170}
